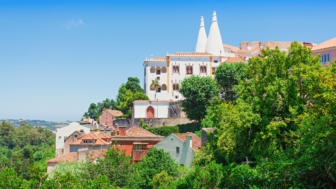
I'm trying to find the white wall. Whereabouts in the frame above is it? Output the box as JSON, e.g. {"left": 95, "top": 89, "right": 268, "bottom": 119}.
{"left": 144, "top": 55, "right": 224, "bottom": 102}
{"left": 133, "top": 101, "right": 170, "bottom": 118}
{"left": 55, "top": 122, "right": 90, "bottom": 150}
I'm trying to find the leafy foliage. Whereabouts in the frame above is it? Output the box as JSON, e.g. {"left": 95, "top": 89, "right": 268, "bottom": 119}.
{"left": 83, "top": 77, "right": 148, "bottom": 120}
{"left": 179, "top": 75, "right": 218, "bottom": 122}
{"left": 147, "top": 122, "right": 201, "bottom": 136}
{"left": 136, "top": 148, "right": 179, "bottom": 189}
{"left": 215, "top": 62, "right": 246, "bottom": 101}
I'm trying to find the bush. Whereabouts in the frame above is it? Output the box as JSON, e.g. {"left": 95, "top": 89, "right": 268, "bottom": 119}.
{"left": 148, "top": 122, "right": 201, "bottom": 137}
{"left": 33, "top": 151, "right": 44, "bottom": 161}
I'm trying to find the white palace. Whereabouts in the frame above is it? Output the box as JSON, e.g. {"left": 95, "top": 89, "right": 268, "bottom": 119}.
{"left": 133, "top": 11, "right": 238, "bottom": 119}
{"left": 132, "top": 11, "right": 317, "bottom": 119}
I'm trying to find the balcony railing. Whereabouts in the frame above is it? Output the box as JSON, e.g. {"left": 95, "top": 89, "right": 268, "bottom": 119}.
{"left": 132, "top": 150, "right": 148, "bottom": 161}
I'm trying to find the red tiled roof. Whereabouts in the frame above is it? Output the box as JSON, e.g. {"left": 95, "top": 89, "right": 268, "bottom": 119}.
{"left": 126, "top": 126, "right": 159, "bottom": 137}
{"left": 70, "top": 132, "right": 111, "bottom": 145}
{"left": 47, "top": 152, "right": 77, "bottom": 163}
{"left": 87, "top": 149, "right": 107, "bottom": 161}
{"left": 174, "top": 133, "right": 202, "bottom": 150}
{"left": 223, "top": 44, "right": 240, "bottom": 53}
{"left": 225, "top": 57, "right": 244, "bottom": 63}
{"left": 174, "top": 52, "right": 212, "bottom": 56}
{"left": 105, "top": 109, "right": 123, "bottom": 117}
{"left": 312, "top": 37, "right": 336, "bottom": 51}
{"left": 47, "top": 149, "right": 107, "bottom": 163}
{"left": 237, "top": 47, "right": 260, "bottom": 53}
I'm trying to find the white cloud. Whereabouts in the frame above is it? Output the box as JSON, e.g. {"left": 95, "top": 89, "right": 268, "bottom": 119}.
{"left": 65, "top": 19, "right": 84, "bottom": 30}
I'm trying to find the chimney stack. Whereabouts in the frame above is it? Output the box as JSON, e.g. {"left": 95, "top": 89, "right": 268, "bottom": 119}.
{"left": 186, "top": 135, "right": 192, "bottom": 148}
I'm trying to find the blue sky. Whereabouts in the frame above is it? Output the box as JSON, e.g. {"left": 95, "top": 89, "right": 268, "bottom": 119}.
{"left": 1, "top": 0, "right": 335, "bottom": 121}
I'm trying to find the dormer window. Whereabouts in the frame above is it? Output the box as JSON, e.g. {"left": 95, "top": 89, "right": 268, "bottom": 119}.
{"left": 83, "top": 140, "right": 95, "bottom": 144}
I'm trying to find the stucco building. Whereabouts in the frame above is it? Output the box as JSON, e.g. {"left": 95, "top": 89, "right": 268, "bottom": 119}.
{"left": 55, "top": 122, "right": 90, "bottom": 153}
{"left": 312, "top": 37, "right": 336, "bottom": 65}
{"left": 155, "top": 133, "right": 201, "bottom": 167}
{"left": 99, "top": 108, "right": 123, "bottom": 126}
{"left": 112, "top": 126, "right": 164, "bottom": 162}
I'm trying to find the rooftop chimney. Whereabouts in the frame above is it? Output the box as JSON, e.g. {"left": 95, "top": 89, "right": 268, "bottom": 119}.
{"left": 119, "top": 126, "right": 127, "bottom": 136}
{"left": 186, "top": 135, "right": 192, "bottom": 148}
{"left": 195, "top": 16, "right": 207, "bottom": 52}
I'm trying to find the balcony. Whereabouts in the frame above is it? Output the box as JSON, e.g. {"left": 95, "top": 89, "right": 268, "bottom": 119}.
{"left": 132, "top": 150, "right": 148, "bottom": 162}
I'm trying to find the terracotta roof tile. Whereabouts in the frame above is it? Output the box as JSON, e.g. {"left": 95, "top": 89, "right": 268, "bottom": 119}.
{"left": 312, "top": 37, "right": 336, "bottom": 51}
{"left": 70, "top": 132, "right": 111, "bottom": 145}
{"left": 263, "top": 41, "right": 302, "bottom": 49}
{"left": 47, "top": 152, "right": 77, "bottom": 163}
{"left": 174, "top": 52, "right": 212, "bottom": 56}
{"left": 223, "top": 44, "right": 240, "bottom": 53}
{"left": 237, "top": 47, "right": 260, "bottom": 53}
{"left": 174, "top": 133, "right": 202, "bottom": 150}
{"left": 105, "top": 109, "right": 123, "bottom": 117}
{"left": 125, "top": 126, "right": 159, "bottom": 137}
{"left": 225, "top": 57, "right": 244, "bottom": 63}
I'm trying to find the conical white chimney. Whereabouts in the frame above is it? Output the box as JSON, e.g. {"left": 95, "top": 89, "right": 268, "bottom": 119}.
{"left": 205, "top": 11, "right": 224, "bottom": 56}
{"left": 195, "top": 16, "right": 207, "bottom": 52}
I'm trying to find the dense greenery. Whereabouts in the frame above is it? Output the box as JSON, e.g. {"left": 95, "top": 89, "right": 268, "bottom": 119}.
{"left": 214, "top": 62, "right": 246, "bottom": 101}
{"left": 3, "top": 42, "right": 336, "bottom": 188}
{"left": 194, "top": 42, "right": 336, "bottom": 188}
{"left": 179, "top": 75, "right": 218, "bottom": 122}
{"left": 0, "top": 121, "right": 55, "bottom": 183}
{"left": 0, "top": 119, "right": 69, "bottom": 130}
{"left": 147, "top": 122, "right": 201, "bottom": 136}
{"left": 83, "top": 77, "right": 149, "bottom": 120}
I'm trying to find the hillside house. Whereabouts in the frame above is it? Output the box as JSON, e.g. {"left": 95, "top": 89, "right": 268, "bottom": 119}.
{"left": 155, "top": 133, "right": 201, "bottom": 167}
{"left": 112, "top": 126, "right": 164, "bottom": 162}
{"left": 100, "top": 108, "right": 123, "bottom": 126}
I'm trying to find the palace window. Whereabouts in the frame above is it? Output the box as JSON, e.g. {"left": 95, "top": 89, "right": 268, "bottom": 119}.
{"left": 214, "top": 60, "right": 218, "bottom": 63}
{"left": 186, "top": 66, "right": 193, "bottom": 75}
{"left": 200, "top": 66, "right": 206, "bottom": 74}
{"left": 173, "top": 84, "right": 179, "bottom": 91}
{"left": 173, "top": 66, "right": 179, "bottom": 73}
{"left": 156, "top": 70, "right": 161, "bottom": 75}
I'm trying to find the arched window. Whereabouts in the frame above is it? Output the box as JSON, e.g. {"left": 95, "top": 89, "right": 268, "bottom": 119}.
{"left": 150, "top": 66, "right": 155, "bottom": 73}
{"left": 161, "top": 67, "right": 167, "bottom": 73}
{"left": 161, "top": 84, "right": 167, "bottom": 91}
{"left": 186, "top": 66, "right": 193, "bottom": 75}
{"left": 146, "top": 106, "right": 154, "bottom": 118}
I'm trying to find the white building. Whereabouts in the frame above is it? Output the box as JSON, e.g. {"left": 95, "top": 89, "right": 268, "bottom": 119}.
{"left": 55, "top": 122, "right": 90, "bottom": 151}
{"left": 134, "top": 11, "right": 235, "bottom": 119}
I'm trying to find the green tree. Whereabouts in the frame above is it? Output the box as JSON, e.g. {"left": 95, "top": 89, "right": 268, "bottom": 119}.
{"left": 125, "top": 77, "right": 144, "bottom": 93}
{"left": 85, "top": 147, "right": 134, "bottom": 188}
{"left": 136, "top": 148, "right": 178, "bottom": 189}
{"left": 179, "top": 75, "right": 218, "bottom": 122}
{"left": 214, "top": 62, "right": 246, "bottom": 102}
{"left": 152, "top": 170, "right": 174, "bottom": 189}
{"left": 0, "top": 121, "right": 16, "bottom": 149}
{"left": 116, "top": 90, "right": 149, "bottom": 118}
